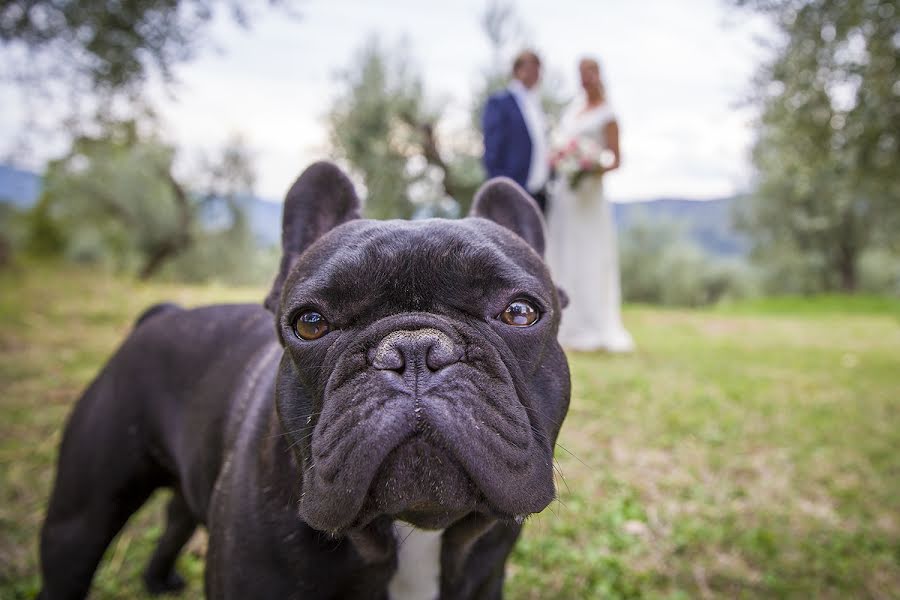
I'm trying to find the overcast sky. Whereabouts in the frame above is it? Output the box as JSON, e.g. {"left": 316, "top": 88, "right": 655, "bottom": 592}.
{"left": 3, "top": 0, "right": 776, "bottom": 203}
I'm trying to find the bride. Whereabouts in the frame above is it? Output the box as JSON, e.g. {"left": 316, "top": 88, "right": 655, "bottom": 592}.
{"left": 545, "top": 57, "right": 635, "bottom": 353}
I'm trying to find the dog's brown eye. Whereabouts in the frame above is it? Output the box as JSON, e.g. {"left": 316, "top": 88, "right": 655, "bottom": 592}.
{"left": 499, "top": 300, "right": 539, "bottom": 327}
{"left": 293, "top": 311, "right": 330, "bottom": 340}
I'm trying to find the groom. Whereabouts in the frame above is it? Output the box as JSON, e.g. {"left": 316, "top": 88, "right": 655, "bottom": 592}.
{"left": 482, "top": 49, "right": 550, "bottom": 213}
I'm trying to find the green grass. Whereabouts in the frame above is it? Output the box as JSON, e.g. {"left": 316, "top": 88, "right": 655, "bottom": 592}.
{"left": 2, "top": 264, "right": 898, "bottom": 599}
{"left": 715, "top": 294, "right": 900, "bottom": 317}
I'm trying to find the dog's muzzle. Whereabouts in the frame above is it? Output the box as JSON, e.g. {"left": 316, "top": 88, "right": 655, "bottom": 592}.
{"left": 370, "top": 328, "right": 463, "bottom": 374}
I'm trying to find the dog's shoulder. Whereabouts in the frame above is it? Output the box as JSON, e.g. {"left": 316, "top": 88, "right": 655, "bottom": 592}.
{"left": 134, "top": 302, "right": 181, "bottom": 328}
{"left": 129, "top": 303, "right": 275, "bottom": 351}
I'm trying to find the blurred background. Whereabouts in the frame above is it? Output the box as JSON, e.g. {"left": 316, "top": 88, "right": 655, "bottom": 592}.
{"left": 2, "top": 0, "right": 895, "bottom": 298}
{"left": 1, "top": 1, "right": 898, "bottom": 598}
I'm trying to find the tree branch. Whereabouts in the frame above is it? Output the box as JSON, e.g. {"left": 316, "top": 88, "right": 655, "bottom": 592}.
{"left": 398, "top": 111, "right": 461, "bottom": 201}
{"left": 137, "top": 168, "right": 194, "bottom": 279}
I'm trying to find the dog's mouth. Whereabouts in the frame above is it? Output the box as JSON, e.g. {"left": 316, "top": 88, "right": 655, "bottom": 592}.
{"left": 302, "top": 432, "right": 527, "bottom": 534}
{"left": 290, "top": 325, "right": 558, "bottom": 535}
{"left": 349, "top": 433, "right": 481, "bottom": 530}
{"left": 295, "top": 394, "right": 553, "bottom": 535}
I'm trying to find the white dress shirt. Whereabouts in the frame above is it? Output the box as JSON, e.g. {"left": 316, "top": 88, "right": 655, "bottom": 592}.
{"left": 508, "top": 79, "right": 550, "bottom": 193}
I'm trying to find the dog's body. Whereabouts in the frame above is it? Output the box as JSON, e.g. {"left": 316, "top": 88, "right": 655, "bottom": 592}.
{"left": 38, "top": 163, "right": 570, "bottom": 599}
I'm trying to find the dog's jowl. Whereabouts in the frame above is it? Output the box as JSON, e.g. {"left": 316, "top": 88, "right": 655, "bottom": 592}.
{"left": 38, "top": 162, "right": 571, "bottom": 600}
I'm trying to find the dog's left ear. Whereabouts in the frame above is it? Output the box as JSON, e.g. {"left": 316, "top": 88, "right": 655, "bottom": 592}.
{"left": 470, "top": 177, "right": 545, "bottom": 257}
{"left": 264, "top": 162, "right": 361, "bottom": 312}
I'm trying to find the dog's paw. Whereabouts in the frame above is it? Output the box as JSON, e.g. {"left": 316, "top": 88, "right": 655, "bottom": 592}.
{"left": 143, "top": 570, "right": 186, "bottom": 596}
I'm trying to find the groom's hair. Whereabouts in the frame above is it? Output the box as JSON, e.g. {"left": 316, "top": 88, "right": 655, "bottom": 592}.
{"left": 512, "top": 50, "right": 541, "bottom": 75}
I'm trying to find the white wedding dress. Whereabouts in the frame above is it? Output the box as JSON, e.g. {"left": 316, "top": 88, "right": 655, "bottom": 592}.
{"left": 545, "top": 102, "right": 635, "bottom": 353}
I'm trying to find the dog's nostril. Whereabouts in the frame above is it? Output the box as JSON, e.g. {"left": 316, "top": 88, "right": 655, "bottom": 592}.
{"left": 372, "top": 328, "right": 461, "bottom": 374}
{"left": 372, "top": 346, "right": 405, "bottom": 372}
{"left": 425, "top": 341, "right": 462, "bottom": 371}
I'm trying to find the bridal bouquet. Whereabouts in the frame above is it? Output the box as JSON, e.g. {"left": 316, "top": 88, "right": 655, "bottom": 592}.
{"left": 550, "top": 137, "right": 605, "bottom": 189}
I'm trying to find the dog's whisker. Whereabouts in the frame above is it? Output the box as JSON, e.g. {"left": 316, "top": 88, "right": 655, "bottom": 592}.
{"left": 544, "top": 501, "right": 560, "bottom": 521}
{"left": 554, "top": 442, "right": 591, "bottom": 471}
{"left": 552, "top": 459, "right": 571, "bottom": 496}
{"left": 285, "top": 431, "right": 319, "bottom": 453}
{"left": 397, "top": 526, "right": 415, "bottom": 550}
{"left": 521, "top": 400, "right": 567, "bottom": 430}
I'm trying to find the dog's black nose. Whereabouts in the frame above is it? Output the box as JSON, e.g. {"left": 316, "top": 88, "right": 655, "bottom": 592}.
{"left": 371, "top": 328, "right": 462, "bottom": 373}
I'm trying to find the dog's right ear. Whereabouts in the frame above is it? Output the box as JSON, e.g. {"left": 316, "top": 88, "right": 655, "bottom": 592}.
{"left": 264, "top": 162, "right": 361, "bottom": 313}
{"left": 470, "top": 177, "right": 545, "bottom": 257}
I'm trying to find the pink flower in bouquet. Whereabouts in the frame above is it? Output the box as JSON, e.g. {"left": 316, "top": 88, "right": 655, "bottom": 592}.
{"left": 552, "top": 136, "right": 605, "bottom": 188}
{"left": 550, "top": 149, "right": 566, "bottom": 169}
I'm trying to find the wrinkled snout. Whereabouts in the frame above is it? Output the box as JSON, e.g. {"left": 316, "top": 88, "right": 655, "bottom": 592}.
{"left": 370, "top": 328, "right": 463, "bottom": 374}
{"left": 296, "top": 318, "right": 557, "bottom": 532}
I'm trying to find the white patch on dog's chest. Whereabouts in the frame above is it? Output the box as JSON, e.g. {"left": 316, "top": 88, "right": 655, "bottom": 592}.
{"left": 388, "top": 521, "right": 444, "bottom": 600}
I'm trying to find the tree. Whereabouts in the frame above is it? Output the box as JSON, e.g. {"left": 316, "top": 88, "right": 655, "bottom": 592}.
{"left": 167, "top": 134, "right": 276, "bottom": 285}
{"left": 327, "top": 39, "right": 421, "bottom": 219}
{"left": 328, "top": 38, "right": 482, "bottom": 219}
{"left": 35, "top": 120, "right": 191, "bottom": 277}
{"left": 1, "top": 0, "right": 293, "bottom": 90}
{"left": 734, "top": 0, "right": 900, "bottom": 292}
{"left": 32, "top": 121, "right": 260, "bottom": 280}
{"left": 1, "top": 0, "right": 295, "bottom": 162}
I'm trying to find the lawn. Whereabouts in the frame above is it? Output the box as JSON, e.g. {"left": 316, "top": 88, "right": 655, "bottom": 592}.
{"left": 1, "top": 265, "right": 898, "bottom": 599}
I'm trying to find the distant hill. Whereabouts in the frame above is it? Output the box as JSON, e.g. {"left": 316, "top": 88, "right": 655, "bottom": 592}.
{"left": 0, "top": 164, "right": 747, "bottom": 256}
{"left": 612, "top": 197, "right": 748, "bottom": 257}
{"left": 193, "top": 197, "right": 751, "bottom": 256}
{"left": 0, "top": 165, "right": 42, "bottom": 208}
{"left": 247, "top": 198, "right": 283, "bottom": 246}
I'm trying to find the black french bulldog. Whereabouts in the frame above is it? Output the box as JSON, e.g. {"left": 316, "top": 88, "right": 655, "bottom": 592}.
{"left": 37, "top": 162, "right": 571, "bottom": 599}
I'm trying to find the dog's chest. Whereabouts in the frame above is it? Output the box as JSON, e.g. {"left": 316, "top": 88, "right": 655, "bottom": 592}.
{"left": 387, "top": 522, "right": 444, "bottom": 600}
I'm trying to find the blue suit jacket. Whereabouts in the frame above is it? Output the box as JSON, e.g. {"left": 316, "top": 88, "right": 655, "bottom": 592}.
{"left": 482, "top": 90, "right": 532, "bottom": 189}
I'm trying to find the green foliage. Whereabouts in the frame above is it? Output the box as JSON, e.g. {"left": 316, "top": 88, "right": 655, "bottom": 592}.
{"left": 2, "top": 266, "right": 898, "bottom": 598}
{"left": 328, "top": 39, "right": 423, "bottom": 219}
{"left": 162, "top": 134, "right": 278, "bottom": 286}
{"left": 161, "top": 219, "right": 278, "bottom": 286}
{"left": 33, "top": 121, "right": 188, "bottom": 275}
{"left": 0, "top": 203, "right": 27, "bottom": 268}
{"left": 619, "top": 214, "right": 757, "bottom": 306}
{"left": 735, "top": 0, "right": 900, "bottom": 292}
{"left": 0, "top": 0, "right": 292, "bottom": 91}
{"left": 751, "top": 243, "right": 900, "bottom": 296}
{"left": 328, "top": 38, "right": 487, "bottom": 219}
{"left": 21, "top": 198, "right": 63, "bottom": 257}
{"left": 858, "top": 248, "right": 900, "bottom": 296}
{"left": 26, "top": 122, "right": 274, "bottom": 283}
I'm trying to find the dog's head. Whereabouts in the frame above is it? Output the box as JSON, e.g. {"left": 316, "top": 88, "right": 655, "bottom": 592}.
{"left": 265, "top": 162, "right": 570, "bottom": 534}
